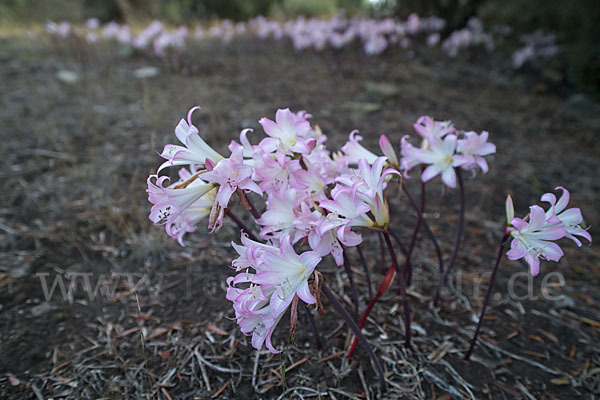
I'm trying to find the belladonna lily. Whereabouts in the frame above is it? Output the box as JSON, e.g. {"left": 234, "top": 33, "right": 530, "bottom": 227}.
{"left": 202, "top": 145, "right": 262, "bottom": 231}
{"left": 413, "top": 116, "right": 455, "bottom": 140}
{"left": 541, "top": 186, "right": 592, "bottom": 247}
{"left": 341, "top": 130, "right": 378, "bottom": 164}
{"left": 227, "top": 235, "right": 321, "bottom": 353}
{"left": 379, "top": 134, "right": 399, "bottom": 168}
{"left": 158, "top": 106, "right": 224, "bottom": 172}
{"left": 467, "top": 190, "right": 590, "bottom": 359}
{"left": 254, "top": 236, "right": 321, "bottom": 318}
{"left": 258, "top": 108, "right": 315, "bottom": 158}
{"left": 147, "top": 171, "right": 217, "bottom": 241}
{"left": 506, "top": 205, "right": 566, "bottom": 276}
{"left": 455, "top": 130, "right": 496, "bottom": 174}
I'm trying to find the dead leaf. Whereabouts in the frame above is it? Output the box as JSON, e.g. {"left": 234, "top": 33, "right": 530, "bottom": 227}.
{"left": 550, "top": 377, "right": 570, "bottom": 385}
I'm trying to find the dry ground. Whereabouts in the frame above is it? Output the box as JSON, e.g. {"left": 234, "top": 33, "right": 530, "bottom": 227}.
{"left": 1, "top": 34, "right": 599, "bottom": 399}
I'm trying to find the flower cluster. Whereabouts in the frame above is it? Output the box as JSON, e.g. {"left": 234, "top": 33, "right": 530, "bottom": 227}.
{"left": 400, "top": 116, "right": 496, "bottom": 188}
{"left": 146, "top": 106, "right": 416, "bottom": 351}
{"left": 441, "top": 17, "right": 494, "bottom": 57}
{"left": 43, "top": 14, "right": 543, "bottom": 60}
{"left": 512, "top": 30, "right": 559, "bottom": 69}
{"left": 505, "top": 187, "right": 591, "bottom": 275}
{"left": 147, "top": 105, "right": 590, "bottom": 365}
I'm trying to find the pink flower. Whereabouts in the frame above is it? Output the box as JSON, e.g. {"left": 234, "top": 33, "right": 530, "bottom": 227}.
{"left": 413, "top": 116, "right": 454, "bottom": 140}
{"left": 341, "top": 131, "right": 378, "bottom": 164}
{"left": 414, "top": 133, "right": 461, "bottom": 188}
{"left": 227, "top": 235, "right": 321, "bottom": 353}
{"left": 258, "top": 108, "right": 315, "bottom": 157}
{"left": 400, "top": 135, "right": 422, "bottom": 177}
{"left": 379, "top": 135, "right": 399, "bottom": 168}
{"left": 203, "top": 145, "right": 262, "bottom": 231}
{"left": 541, "top": 187, "right": 592, "bottom": 247}
{"left": 147, "top": 168, "right": 217, "bottom": 244}
{"left": 506, "top": 205, "right": 566, "bottom": 276}
{"left": 158, "top": 106, "right": 224, "bottom": 173}
{"left": 256, "top": 189, "right": 298, "bottom": 240}
{"left": 254, "top": 236, "right": 321, "bottom": 316}
{"left": 293, "top": 203, "right": 345, "bottom": 265}
{"left": 455, "top": 131, "right": 496, "bottom": 173}
{"left": 319, "top": 186, "right": 373, "bottom": 246}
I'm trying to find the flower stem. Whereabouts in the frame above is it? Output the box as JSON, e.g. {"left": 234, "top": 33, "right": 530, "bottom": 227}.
{"left": 401, "top": 184, "right": 444, "bottom": 293}
{"left": 348, "top": 263, "right": 395, "bottom": 358}
{"left": 402, "top": 175, "right": 426, "bottom": 287}
{"left": 235, "top": 189, "right": 261, "bottom": 220}
{"left": 436, "top": 168, "right": 465, "bottom": 305}
{"left": 303, "top": 302, "right": 321, "bottom": 349}
{"left": 464, "top": 231, "right": 509, "bottom": 360}
{"left": 378, "top": 232, "right": 386, "bottom": 273}
{"left": 357, "top": 244, "right": 373, "bottom": 299}
{"left": 382, "top": 231, "right": 411, "bottom": 346}
{"left": 342, "top": 248, "right": 359, "bottom": 319}
{"left": 388, "top": 229, "right": 407, "bottom": 257}
{"left": 321, "top": 283, "right": 386, "bottom": 391}
{"left": 226, "top": 209, "right": 258, "bottom": 242}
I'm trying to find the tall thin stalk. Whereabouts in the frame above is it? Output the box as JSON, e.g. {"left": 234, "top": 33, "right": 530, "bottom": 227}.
{"left": 383, "top": 231, "right": 411, "bottom": 346}
{"left": 435, "top": 168, "right": 465, "bottom": 305}
{"left": 464, "top": 232, "right": 509, "bottom": 360}
{"left": 321, "top": 283, "right": 386, "bottom": 391}
{"left": 401, "top": 184, "right": 444, "bottom": 284}
{"left": 357, "top": 244, "right": 373, "bottom": 299}
{"left": 303, "top": 303, "right": 321, "bottom": 349}
{"left": 342, "top": 248, "right": 359, "bottom": 319}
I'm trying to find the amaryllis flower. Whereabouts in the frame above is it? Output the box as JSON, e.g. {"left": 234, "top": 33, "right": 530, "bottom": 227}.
{"left": 147, "top": 174, "right": 215, "bottom": 225}
{"left": 256, "top": 189, "right": 298, "bottom": 239}
{"left": 319, "top": 186, "right": 373, "bottom": 246}
{"left": 413, "top": 116, "right": 455, "bottom": 140}
{"left": 293, "top": 203, "right": 345, "bottom": 265}
{"left": 203, "top": 145, "right": 262, "bottom": 232}
{"left": 227, "top": 235, "right": 321, "bottom": 353}
{"left": 158, "top": 106, "right": 223, "bottom": 172}
{"left": 409, "top": 133, "right": 461, "bottom": 188}
{"left": 379, "top": 135, "right": 399, "bottom": 168}
{"left": 541, "top": 187, "right": 592, "bottom": 246}
{"left": 258, "top": 108, "right": 315, "bottom": 157}
{"left": 341, "top": 131, "right": 378, "bottom": 164}
{"left": 252, "top": 149, "right": 305, "bottom": 192}
{"left": 165, "top": 191, "right": 216, "bottom": 246}
{"left": 254, "top": 236, "right": 321, "bottom": 317}
{"left": 506, "top": 205, "right": 566, "bottom": 276}
{"left": 400, "top": 135, "right": 422, "bottom": 177}
{"left": 455, "top": 130, "right": 496, "bottom": 173}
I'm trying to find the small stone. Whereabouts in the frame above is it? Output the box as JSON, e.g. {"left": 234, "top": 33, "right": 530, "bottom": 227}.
{"left": 31, "top": 302, "right": 53, "bottom": 317}
{"left": 133, "top": 66, "right": 160, "bottom": 79}
{"left": 56, "top": 70, "right": 80, "bottom": 84}
{"left": 341, "top": 101, "right": 381, "bottom": 114}
{"left": 365, "top": 81, "right": 399, "bottom": 98}
{"left": 10, "top": 265, "right": 29, "bottom": 278}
